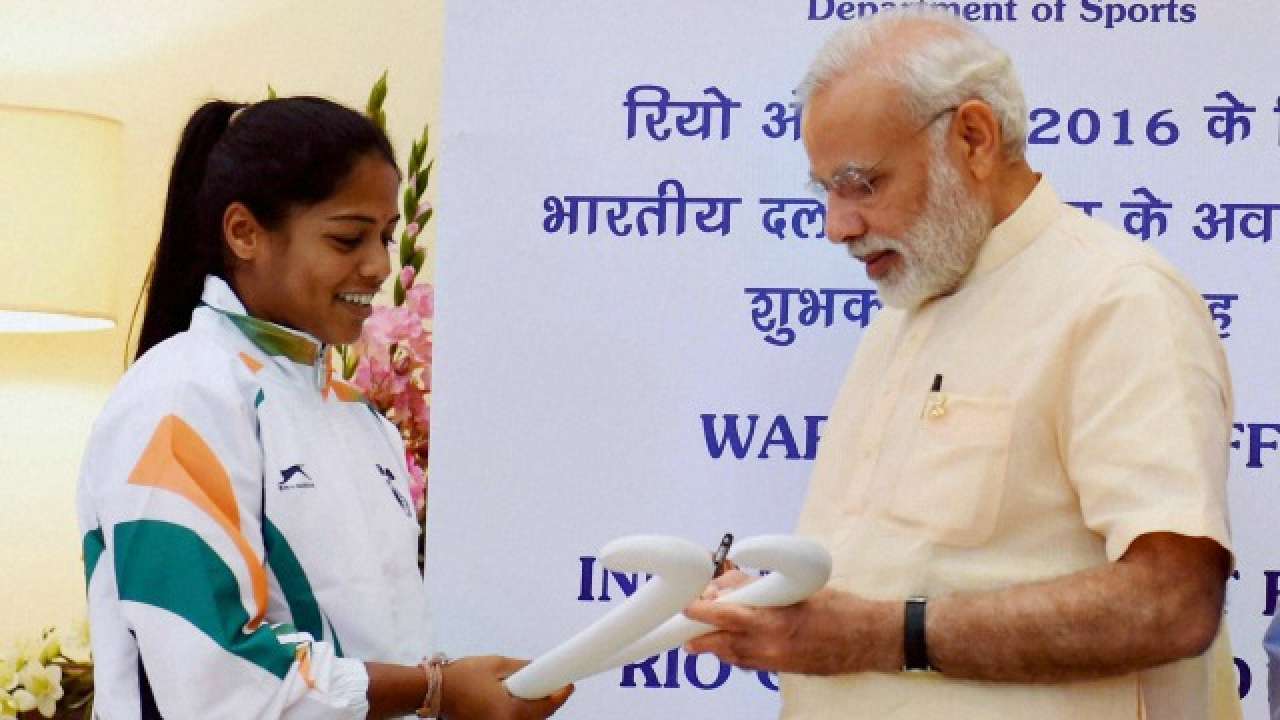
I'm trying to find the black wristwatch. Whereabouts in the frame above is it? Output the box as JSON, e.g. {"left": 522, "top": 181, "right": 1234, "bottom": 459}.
{"left": 903, "top": 596, "right": 933, "bottom": 672}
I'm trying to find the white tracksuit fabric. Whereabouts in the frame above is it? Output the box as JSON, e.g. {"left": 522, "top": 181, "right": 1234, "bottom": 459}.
{"left": 77, "top": 275, "right": 430, "bottom": 718}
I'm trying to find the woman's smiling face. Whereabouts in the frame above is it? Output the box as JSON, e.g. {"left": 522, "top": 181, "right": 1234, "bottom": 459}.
{"left": 230, "top": 152, "right": 401, "bottom": 345}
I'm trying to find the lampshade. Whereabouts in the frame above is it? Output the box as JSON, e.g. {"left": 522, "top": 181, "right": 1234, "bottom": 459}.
{"left": 0, "top": 104, "right": 122, "bottom": 333}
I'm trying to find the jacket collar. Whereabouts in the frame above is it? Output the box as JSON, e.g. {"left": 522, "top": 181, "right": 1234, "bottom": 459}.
{"left": 199, "top": 275, "right": 326, "bottom": 372}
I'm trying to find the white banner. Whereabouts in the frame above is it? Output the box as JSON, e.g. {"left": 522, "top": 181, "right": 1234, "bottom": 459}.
{"left": 428, "top": 2, "right": 1280, "bottom": 717}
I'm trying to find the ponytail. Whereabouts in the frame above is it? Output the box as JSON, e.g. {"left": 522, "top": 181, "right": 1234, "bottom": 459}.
{"left": 134, "top": 101, "right": 243, "bottom": 361}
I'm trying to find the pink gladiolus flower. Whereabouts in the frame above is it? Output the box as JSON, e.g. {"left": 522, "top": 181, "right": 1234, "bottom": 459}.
{"left": 406, "top": 283, "right": 435, "bottom": 319}
{"left": 391, "top": 344, "right": 412, "bottom": 374}
{"left": 352, "top": 359, "right": 373, "bottom": 390}
{"left": 338, "top": 194, "right": 434, "bottom": 540}
{"left": 349, "top": 296, "right": 432, "bottom": 510}
{"left": 406, "top": 450, "right": 426, "bottom": 511}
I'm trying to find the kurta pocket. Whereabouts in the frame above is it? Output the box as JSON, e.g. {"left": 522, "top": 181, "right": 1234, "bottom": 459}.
{"left": 886, "top": 393, "right": 1013, "bottom": 546}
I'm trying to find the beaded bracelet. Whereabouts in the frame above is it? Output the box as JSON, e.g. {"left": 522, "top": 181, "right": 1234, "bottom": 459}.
{"left": 416, "top": 653, "right": 450, "bottom": 718}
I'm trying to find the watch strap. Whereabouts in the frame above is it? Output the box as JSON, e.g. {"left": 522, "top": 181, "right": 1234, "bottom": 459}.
{"left": 903, "top": 596, "right": 932, "bottom": 672}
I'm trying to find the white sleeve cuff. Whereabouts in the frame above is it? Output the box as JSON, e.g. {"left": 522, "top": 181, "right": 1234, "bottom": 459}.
{"left": 326, "top": 658, "right": 371, "bottom": 717}
{"left": 282, "top": 652, "right": 370, "bottom": 719}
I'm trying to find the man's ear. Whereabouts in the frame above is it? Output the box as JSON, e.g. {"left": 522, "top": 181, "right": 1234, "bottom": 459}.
{"left": 223, "top": 202, "right": 266, "bottom": 262}
{"left": 952, "top": 99, "right": 1002, "bottom": 182}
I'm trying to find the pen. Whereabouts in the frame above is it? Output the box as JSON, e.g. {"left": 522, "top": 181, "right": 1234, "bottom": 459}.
{"left": 712, "top": 532, "right": 734, "bottom": 577}
{"left": 924, "top": 373, "right": 947, "bottom": 419}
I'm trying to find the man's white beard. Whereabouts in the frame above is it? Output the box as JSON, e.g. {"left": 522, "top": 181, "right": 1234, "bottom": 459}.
{"left": 855, "top": 147, "right": 993, "bottom": 310}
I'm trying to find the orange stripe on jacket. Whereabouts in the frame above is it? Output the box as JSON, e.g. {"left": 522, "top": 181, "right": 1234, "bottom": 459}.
{"left": 327, "top": 380, "right": 364, "bottom": 403}
{"left": 321, "top": 349, "right": 365, "bottom": 403}
{"left": 128, "top": 414, "right": 269, "bottom": 629}
{"left": 296, "top": 644, "right": 316, "bottom": 690}
{"left": 321, "top": 351, "right": 334, "bottom": 400}
{"left": 239, "top": 352, "right": 264, "bottom": 374}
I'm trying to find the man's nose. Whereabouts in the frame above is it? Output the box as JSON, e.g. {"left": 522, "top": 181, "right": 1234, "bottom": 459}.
{"left": 824, "top": 197, "right": 868, "bottom": 246}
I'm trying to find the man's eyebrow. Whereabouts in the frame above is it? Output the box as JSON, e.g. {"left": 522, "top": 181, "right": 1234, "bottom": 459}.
{"left": 834, "top": 160, "right": 871, "bottom": 177}
{"left": 813, "top": 161, "right": 869, "bottom": 183}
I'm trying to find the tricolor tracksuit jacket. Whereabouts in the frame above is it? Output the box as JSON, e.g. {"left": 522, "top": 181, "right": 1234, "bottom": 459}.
{"left": 77, "top": 275, "right": 430, "bottom": 718}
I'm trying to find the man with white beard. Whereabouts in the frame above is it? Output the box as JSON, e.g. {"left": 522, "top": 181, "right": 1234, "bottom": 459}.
{"left": 684, "top": 10, "right": 1239, "bottom": 719}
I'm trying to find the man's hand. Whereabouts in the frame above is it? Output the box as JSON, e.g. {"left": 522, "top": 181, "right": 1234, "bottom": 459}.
{"left": 682, "top": 587, "right": 901, "bottom": 675}
{"left": 682, "top": 532, "right": 1229, "bottom": 684}
{"left": 699, "top": 567, "right": 754, "bottom": 600}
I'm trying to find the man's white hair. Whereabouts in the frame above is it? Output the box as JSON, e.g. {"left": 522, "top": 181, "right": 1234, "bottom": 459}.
{"left": 797, "top": 9, "right": 1028, "bottom": 159}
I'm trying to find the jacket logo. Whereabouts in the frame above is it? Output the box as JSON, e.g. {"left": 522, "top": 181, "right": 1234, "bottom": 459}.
{"left": 376, "top": 464, "right": 412, "bottom": 517}
{"left": 279, "top": 464, "right": 316, "bottom": 491}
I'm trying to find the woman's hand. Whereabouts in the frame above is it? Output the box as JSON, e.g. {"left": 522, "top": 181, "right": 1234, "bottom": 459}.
{"left": 440, "top": 656, "right": 573, "bottom": 719}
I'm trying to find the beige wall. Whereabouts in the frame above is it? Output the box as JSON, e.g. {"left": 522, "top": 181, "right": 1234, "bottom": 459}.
{"left": 0, "top": 0, "right": 445, "bottom": 642}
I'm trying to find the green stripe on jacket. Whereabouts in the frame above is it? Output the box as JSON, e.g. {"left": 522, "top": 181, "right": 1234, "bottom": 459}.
{"left": 263, "top": 519, "right": 325, "bottom": 646}
{"left": 114, "top": 519, "right": 297, "bottom": 680}
{"left": 83, "top": 527, "right": 105, "bottom": 587}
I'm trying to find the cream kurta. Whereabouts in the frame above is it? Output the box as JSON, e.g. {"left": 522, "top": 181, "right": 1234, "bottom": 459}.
{"left": 781, "top": 181, "right": 1237, "bottom": 719}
